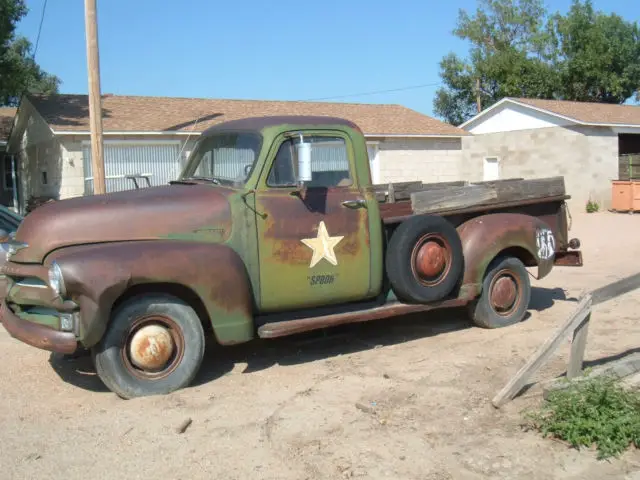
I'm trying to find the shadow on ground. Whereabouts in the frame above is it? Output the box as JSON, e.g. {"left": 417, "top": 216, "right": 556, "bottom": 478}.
{"left": 529, "top": 286, "right": 579, "bottom": 312}
{"left": 48, "top": 351, "right": 109, "bottom": 393}
{"left": 48, "top": 286, "right": 575, "bottom": 395}
{"left": 47, "top": 307, "right": 474, "bottom": 394}
{"left": 192, "top": 307, "right": 475, "bottom": 387}
{"left": 582, "top": 347, "right": 640, "bottom": 370}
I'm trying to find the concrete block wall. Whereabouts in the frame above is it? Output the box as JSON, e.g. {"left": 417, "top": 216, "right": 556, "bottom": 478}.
{"left": 377, "top": 138, "right": 465, "bottom": 185}
{"left": 462, "top": 125, "right": 618, "bottom": 211}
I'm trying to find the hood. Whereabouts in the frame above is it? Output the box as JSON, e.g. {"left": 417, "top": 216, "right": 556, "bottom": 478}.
{"left": 11, "top": 184, "right": 234, "bottom": 263}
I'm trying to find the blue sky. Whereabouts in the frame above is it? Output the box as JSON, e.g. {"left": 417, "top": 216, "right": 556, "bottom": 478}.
{"left": 14, "top": 0, "right": 640, "bottom": 119}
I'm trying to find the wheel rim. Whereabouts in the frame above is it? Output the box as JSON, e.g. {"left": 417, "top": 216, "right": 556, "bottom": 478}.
{"left": 410, "top": 233, "right": 453, "bottom": 287}
{"left": 121, "top": 314, "right": 185, "bottom": 380}
{"left": 488, "top": 268, "right": 522, "bottom": 316}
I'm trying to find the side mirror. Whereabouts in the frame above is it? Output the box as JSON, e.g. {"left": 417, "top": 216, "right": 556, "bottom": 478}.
{"left": 296, "top": 138, "right": 312, "bottom": 184}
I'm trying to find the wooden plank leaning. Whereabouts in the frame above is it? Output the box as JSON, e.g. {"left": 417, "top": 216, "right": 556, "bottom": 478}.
{"left": 491, "top": 294, "right": 593, "bottom": 408}
{"left": 492, "top": 271, "right": 640, "bottom": 408}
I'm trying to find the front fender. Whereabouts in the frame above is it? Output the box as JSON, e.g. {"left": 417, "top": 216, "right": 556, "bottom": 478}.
{"left": 46, "top": 241, "right": 254, "bottom": 348}
{"left": 457, "top": 213, "right": 556, "bottom": 290}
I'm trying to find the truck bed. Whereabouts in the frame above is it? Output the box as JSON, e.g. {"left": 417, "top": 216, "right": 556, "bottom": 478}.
{"left": 371, "top": 176, "right": 569, "bottom": 224}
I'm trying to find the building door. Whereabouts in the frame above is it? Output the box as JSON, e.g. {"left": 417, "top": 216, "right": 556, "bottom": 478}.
{"left": 483, "top": 157, "right": 499, "bottom": 181}
{"left": 367, "top": 143, "right": 380, "bottom": 184}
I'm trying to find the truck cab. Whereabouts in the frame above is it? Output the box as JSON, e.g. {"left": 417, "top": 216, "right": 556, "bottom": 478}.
{"left": 178, "top": 116, "right": 385, "bottom": 313}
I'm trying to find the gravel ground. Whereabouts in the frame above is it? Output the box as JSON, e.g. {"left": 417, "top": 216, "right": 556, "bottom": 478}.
{"left": 1, "top": 211, "right": 639, "bottom": 480}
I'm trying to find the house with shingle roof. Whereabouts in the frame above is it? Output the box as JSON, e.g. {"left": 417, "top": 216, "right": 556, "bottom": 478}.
{"left": 5, "top": 93, "right": 469, "bottom": 213}
{"left": 460, "top": 97, "right": 640, "bottom": 211}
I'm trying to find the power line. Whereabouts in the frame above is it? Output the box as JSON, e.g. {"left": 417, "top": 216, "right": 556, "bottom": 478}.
{"left": 300, "top": 82, "right": 442, "bottom": 102}
{"left": 7, "top": 0, "right": 48, "bottom": 106}
{"left": 31, "top": 0, "right": 49, "bottom": 61}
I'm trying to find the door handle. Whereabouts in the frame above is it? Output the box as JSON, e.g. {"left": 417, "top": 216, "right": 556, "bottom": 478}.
{"left": 341, "top": 199, "right": 367, "bottom": 209}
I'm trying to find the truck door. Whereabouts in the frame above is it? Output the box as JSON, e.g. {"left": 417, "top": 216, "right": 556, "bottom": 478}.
{"left": 254, "top": 132, "right": 372, "bottom": 313}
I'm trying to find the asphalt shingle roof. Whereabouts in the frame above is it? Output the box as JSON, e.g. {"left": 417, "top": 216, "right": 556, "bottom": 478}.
{"left": 27, "top": 93, "right": 469, "bottom": 137}
{"left": 512, "top": 97, "right": 640, "bottom": 126}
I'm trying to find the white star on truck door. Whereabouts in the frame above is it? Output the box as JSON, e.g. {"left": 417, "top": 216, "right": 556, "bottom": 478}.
{"left": 301, "top": 221, "right": 344, "bottom": 268}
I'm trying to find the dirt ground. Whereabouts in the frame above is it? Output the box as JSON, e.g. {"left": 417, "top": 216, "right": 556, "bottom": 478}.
{"left": 1, "top": 211, "right": 639, "bottom": 480}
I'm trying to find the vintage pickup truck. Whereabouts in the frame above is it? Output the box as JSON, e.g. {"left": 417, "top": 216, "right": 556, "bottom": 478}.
{"left": 0, "top": 115, "right": 582, "bottom": 398}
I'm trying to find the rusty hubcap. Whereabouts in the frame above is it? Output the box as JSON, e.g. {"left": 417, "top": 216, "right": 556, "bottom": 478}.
{"left": 411, "top": 234, "right": 452, "bottom": 286}
{"left": 129, "top": 324, "right": 175, "bottom": 371}
{"left": 489, "top": 269, "right": 521, "bottom": 315}
{"left": 122, "top": 315, "right": 185, "bottom": 379}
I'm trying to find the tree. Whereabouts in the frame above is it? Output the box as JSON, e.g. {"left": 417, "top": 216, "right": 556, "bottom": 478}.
{"left": 433, "top": 0, "right": 640, "bottom": 125}
{"left": 548, "top": 1, "right": 640, "bottom": 104}
{"left": 0, "top": 0, "right": 60, "bottom": 107}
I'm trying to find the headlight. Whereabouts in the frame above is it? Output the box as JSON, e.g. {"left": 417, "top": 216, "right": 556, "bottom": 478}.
{"left": 48, "top": 261, "right": 66, "bottom": 296}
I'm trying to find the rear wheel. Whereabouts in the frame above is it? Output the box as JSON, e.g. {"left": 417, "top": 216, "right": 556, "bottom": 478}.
{"left": 92, "top": 294, "right": 205, "bottom": 399}
{"left": 468, "top": 255, "right": 531, "bottom": 329}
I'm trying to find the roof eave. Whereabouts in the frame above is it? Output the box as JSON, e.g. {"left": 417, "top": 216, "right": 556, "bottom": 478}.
{"left": 460, "top": 97, "right": 640, "bottom": 130}
{"left": 364, "top": 133, "right": 467, "bottom": 138}
{"left": 459, "top": 97, "right": 514, "bottom": 130}
{"left": 51, "top": 130, "right": 201, "bottom": 136}
{"left": 51, "top": 129, "right": 468, "bottom": 138}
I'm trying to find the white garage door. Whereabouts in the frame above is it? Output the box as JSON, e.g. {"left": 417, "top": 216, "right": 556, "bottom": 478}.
{"left": 83, "top": 142, "right": 183, "bottom": 194}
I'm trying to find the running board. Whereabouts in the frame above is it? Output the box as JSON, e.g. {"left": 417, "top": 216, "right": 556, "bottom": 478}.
{"left": 257, "top": 298, "right": 469, "bottom": 339}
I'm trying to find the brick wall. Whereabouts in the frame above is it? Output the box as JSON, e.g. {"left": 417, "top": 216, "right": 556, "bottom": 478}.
{"left": 377, "top": 138, "right": 464, "bottom": 185}
{"left": 462, "top": 125, "right": 618, "bottom": 211}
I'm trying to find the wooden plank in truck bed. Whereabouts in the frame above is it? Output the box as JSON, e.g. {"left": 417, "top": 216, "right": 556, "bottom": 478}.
{"left": 411, "top": 176, "right": 565, "bottom": 215}
{"left": 375, "top": 177, "right": 568, "bottom": 222}
{"left": 372, "top": 178, "right": 527, "bottom": 203}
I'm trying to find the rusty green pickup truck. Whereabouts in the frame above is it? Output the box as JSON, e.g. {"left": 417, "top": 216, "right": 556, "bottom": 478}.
{"left": 0, "top": 116, "right": 582, "bottom": 398}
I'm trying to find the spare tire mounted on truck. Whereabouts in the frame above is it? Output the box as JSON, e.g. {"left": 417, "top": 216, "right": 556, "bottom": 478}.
{"left": 385, "top": 214, "right": 464, "bottom": 304}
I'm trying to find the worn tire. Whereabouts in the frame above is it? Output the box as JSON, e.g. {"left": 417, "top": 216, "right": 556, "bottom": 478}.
{"left": 468, "top": 255, "right": 531, "bottom": 329}
{"left": 385, "top": 215, "right": 464, "bottom": 303}
{"left": 92, "top": 294, "right": 205, "bottom": 399}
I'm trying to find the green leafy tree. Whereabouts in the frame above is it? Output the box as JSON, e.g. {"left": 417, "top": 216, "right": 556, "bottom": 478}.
{"left": 0, "top": 0, "right": 60, "bottom": 107}
{"left": 548, "top": 1, "right": 640, "bottom": 104}
{"left": 434, "top": 0, "right": 640, "bottom": 125}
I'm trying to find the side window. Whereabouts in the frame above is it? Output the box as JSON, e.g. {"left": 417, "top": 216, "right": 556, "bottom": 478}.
{"left": 267, "top": 140, "right": 297, "bottom": 187}
{"left": 267, "top": 136, "right": 353, "bottom": 188}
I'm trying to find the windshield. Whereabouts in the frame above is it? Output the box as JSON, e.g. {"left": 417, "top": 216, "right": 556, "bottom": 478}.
{"left": 180, "top": 132, "right": 262, "bottom": 186}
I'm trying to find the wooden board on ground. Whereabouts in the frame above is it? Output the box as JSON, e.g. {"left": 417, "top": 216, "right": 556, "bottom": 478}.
{"left": 491, "top": 270, "right": 640, "bottom": 408}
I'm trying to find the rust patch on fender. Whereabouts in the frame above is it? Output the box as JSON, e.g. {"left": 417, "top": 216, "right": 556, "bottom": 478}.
{"left": 47, "top": 240, "right": 254, "bottom": 346}
{"left": 457, "top": 212, "right": 556, "bottom": 286}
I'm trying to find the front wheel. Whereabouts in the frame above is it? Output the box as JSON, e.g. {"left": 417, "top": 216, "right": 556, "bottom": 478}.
{"left": 92, "top": 294, "right": 205, "bottom": 399}
{"left": 468, "top": 255, "right": 531, "bottom": 329}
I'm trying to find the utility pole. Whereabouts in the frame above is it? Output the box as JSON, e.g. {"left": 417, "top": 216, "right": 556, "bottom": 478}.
{"left": 84, "top": 0, "right": 106, "bottom": 194}
{"left": 476, "top": 78, "right": 482, "bottom": 113}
